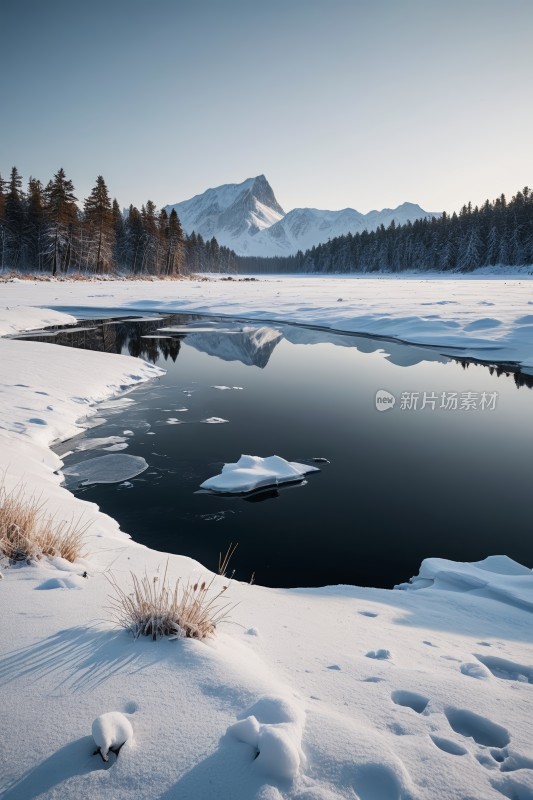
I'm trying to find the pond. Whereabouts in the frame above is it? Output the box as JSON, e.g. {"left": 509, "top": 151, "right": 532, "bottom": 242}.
{"left": 17, "top": 311, "right": 533, "bottom": 588}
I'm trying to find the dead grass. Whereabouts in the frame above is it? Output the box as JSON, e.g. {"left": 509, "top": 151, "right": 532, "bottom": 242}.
{"left": 107, "top": 552, "right": 237, "bottom": 641}
{"left": 0, "top": 483, "right": 88, "bottom": 563}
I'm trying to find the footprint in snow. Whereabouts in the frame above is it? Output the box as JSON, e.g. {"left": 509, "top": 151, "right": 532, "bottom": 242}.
{"left": 391, "top": 690, "right": 429, "bottom": 714}
{"left": 474, "top": 653, "right": 533, "bottom": 684}
{"left": 460, "top": 661, "right": 491, "bottom": 680}
{"left": 366, "top": 649, "right": 391, "bottom": 660}
{"left": 430, "top": 735, "right": 468, "bottom": 757}
{"left": 444, "top": 707, "right": 510, "bottom": 748}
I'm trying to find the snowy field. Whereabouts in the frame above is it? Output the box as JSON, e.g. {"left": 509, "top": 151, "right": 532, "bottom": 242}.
{"left": 0, "top": 277, "right": 532, "bottom": 800}
{"left": 1, "top": 271, "right": 533, "bottom": 369}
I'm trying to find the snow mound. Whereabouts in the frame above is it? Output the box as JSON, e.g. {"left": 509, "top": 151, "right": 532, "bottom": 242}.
{"left": 61, "top": 454, "right": 148, "bottom": 487}
{"left": 397, "top": 555, "right": 533, "bottom": 611}
{"left": 36, "top": 575, "right": 86, "bottom": 590}
{"left": 228, "top": 694, "right": 305, "bottom": 781}
{"left": 200, "top": 454, "right": 319, "bottom": 494}
{"left": 92, "top": 711, "right": 133, "bottom": 762}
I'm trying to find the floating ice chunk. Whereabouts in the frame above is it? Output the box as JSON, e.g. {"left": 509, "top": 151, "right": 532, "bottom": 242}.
{"left": 201, "top": 417, "right": 229, "bottom": 424}
{"left": 75, "top": 436, "right": 127, "bottom": 452}
{"left": 166, "top": 418, "right": 182, "bottom": 425}
{"left": 61, "top": 454, "right": 148, "bottom": 487}
{"left": 104, "top": 443, "right": 129, "bottom": 452}
{"left": 158, "top": 326, "right": 239, "bottom": 334}
{"left": 200, "top": 454, "right": 319, "bottom": 494}
{"left": 97, "top": 398, "right": 135, "bottom": 411}
{"left": 211, "top": 385, "right": 232, "bottom": 390}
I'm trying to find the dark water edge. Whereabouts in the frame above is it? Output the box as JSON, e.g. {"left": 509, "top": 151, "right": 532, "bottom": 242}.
{"left": 15, "top": 311, "right": 533, "bottom": 588}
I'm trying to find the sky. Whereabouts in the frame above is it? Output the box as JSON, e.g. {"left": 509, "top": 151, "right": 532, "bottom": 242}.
{"left": 1, "top": 0, "right": 532, "bottom": 215}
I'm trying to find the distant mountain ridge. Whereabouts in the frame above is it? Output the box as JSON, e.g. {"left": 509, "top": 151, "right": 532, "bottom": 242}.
{"left": 165, "top": 176, "right": 441, "bottom": 257}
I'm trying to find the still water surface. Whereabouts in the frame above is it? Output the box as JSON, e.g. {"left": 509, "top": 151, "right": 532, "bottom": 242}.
{"left": 19, "top": 311, "right": 533, "bottom": 588}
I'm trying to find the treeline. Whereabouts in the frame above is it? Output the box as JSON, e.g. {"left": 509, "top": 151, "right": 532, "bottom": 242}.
{"left": 236, "top": 187, "right": 533, "bottom": 274}
{"left": 3, "top": 169, "right": 532, "bottom": 276}
{"left": 0, "top": 167, "right": 238, "bottom": 276}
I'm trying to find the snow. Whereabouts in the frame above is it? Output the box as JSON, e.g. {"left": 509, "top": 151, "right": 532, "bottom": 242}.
{"left": 0, "top": 288, "right": 532, "bottom": 800}
{"left": 0, "top": 305, "right": 76, "bottom": 336}
{"left": 200, "top": 455, "right": 320, "bottom": 494}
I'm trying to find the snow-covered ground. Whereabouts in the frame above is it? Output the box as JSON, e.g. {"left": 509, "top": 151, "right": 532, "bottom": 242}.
{"left": 2, "top": 272, "right": 533, "bottom": 370}
{"left": 0, "top": 281, "right": 532, "bottom": 800}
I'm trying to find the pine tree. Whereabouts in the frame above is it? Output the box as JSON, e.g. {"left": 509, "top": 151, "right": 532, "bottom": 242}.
{"left": 112, "top": 199, "right": 126, "bottom": 270}
{"left": 84, "top": 176, "right": 114, "bottom": 273}
{"left": 126, "top": 205, "right": 144, "bottom": 273}
{"left": 26, "top": 177, "right": 45, "bottom": 271}
{"left": 44, "top": 168, "right": 78, "bottom": 275}
{"left": 0, "top": 173, "right": 6, "bottom": 270}
{"left": 5, "top": 167, "right": 25, "bottom": 268}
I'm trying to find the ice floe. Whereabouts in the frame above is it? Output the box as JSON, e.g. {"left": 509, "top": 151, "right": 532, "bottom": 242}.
{"left": 200, "top": 454, "right": 319, "bottom": 493}
{"left": 74, "top": 435, "right": 128, "bottom": 452}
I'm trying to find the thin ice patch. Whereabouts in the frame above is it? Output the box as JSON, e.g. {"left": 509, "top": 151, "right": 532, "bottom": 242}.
{"left": 61, "top": 454, "right": 148, "bottom": 487}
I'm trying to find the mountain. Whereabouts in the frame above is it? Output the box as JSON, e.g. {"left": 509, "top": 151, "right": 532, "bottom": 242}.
{"left": 165, "top": 175, "right": 285, "bottom": 254}
{"left": 166, "top": 177, "right": 440, "bottom": 258}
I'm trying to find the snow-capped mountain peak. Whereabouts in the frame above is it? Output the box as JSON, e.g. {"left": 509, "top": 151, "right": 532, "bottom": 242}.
{"left": 166, "top": 178, "right": 440, "bottom": 257}
{"left": 165, "top": 175, "right": 285, "bottom": 250}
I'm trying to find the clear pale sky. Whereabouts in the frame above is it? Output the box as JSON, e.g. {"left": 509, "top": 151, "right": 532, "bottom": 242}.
{"left": 1, "top": 0, "right": 531, "bottom": 214}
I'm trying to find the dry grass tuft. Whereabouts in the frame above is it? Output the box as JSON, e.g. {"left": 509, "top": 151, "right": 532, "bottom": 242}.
{"left": 107, "top": 558, "right": 236, "bottom": 641}
{"left": 0, "top": 483, "right": 88, "bottom": 564}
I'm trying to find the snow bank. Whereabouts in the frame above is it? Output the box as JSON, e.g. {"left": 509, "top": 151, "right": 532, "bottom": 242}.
{"left": 398, "top": 555, "right": 533, "bottom": 612}
{"left": 200, "top": 455, "right": 319, "bottom": 494}
{"left": 0, "top": 305, "right": 76, "bottom": 336}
